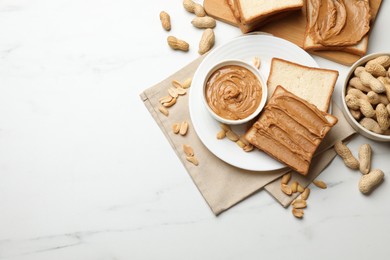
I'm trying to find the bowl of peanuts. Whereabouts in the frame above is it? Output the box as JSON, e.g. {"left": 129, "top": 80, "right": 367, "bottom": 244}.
{"left": 342, "top": 52, "right": 390, "bottom": 142}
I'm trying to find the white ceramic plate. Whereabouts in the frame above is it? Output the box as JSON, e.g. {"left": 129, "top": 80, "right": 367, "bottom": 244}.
{"left": 189, "top": 34, "right": 319, "bottom": 171}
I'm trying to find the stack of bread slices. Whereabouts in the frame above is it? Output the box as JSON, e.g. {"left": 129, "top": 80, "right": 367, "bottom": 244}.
{"left": 303, "top": 0, "right": 371, "bottom": 57}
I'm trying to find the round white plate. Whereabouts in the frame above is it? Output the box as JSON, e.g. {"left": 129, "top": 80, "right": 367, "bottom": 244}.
{"left": 189, "top": 34, "right": 319, "bottom": 171}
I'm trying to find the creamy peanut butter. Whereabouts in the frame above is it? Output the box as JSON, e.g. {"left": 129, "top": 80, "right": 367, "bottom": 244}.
{"left": 205, "top": 65, "right": 262, "bottom": 120}
{"left": 308, "top": 0, "right": 370, "bottom": 46}
{"left": 245, "top": 86, "right": 337, "bottom": 175}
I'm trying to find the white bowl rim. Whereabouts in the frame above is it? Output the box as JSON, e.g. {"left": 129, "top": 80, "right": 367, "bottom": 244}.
{"left": 342, "top": 52, "right": 390, "bottom": 141}
{"left": 202, "top": 59, "right": 268, "bottom": 125}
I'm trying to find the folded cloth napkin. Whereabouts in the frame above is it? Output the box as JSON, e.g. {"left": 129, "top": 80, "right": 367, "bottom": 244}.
{"left": 140, "top": 55, "right": 356, "bottom": 215}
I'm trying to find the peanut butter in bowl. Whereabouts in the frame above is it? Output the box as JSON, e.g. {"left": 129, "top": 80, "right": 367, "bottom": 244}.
{"left": 307, "top": 0, "right": 371, "bottom": 47}
{"left": 203, "top": 60, "right": 267, "bottom": 125}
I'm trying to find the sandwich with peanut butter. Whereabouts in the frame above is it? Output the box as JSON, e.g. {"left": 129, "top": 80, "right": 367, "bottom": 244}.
{"left": 303, "top": 0, "right": 371, "bottom": 56}
{"left": 245, "top": 86, "right": 338, "bottom": 175}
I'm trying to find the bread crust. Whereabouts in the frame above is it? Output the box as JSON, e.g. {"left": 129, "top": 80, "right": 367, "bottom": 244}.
{"left": 225, "top": 0, "right": 241, "bottom": 22}
{"left": 303, "top": 34, "right": 368, "bottom": 57}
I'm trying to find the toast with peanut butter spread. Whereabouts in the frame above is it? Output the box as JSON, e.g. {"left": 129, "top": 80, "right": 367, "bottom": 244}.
{"left": 245, "top": 86, "right": 338, "bottom": 175}
{"left": 303, "top": 0, "right": 371, "bottom": 56}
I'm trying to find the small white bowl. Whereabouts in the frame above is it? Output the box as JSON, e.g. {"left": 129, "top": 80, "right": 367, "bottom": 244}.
{"left": 202, "top": 59, "right": 267, "bottom": 125}
{"left": 341, "top": 52, "right": 390, "bottom": 142}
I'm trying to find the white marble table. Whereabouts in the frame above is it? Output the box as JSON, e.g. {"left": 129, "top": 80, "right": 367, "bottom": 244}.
{"left": 0, "top": 1, "right": 389, "bottom": 259}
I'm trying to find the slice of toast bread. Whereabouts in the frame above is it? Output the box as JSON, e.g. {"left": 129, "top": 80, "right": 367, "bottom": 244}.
{"left": 235, "top": 0, "right": 304, "bottom": 25}
{"left": 227, "top": 0, "right": 303, "bottom": 33}
{"left": 303, "top": 0, "right": 371, "bottom": 56}
{"left": 267, "top": 58, "right": 339, "bottom": 112}
{"left": 244, "top": 86, "right": 338, "bottom": 175}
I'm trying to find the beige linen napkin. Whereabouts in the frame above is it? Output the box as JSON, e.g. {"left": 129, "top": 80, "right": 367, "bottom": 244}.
{"left": 140, "top": 55, "right": 356, "bottom": 215}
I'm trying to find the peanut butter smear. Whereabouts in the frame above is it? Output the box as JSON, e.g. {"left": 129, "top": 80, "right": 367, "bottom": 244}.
{"left": 205, "top": 65, "right": 262, "bottom": 120}
{"left": 308, "top": 0, "right": 370, "bottom": 46}
{"left": 245, "top": 86, "right": 337, "bottom": 175}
